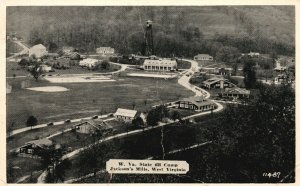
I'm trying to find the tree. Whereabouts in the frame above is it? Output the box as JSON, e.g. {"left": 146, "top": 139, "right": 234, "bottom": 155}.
{"left": 18, "top": 58, "right": 29, "bottom": 67}
{"left": 200, "top": 84, "right": 295, "bottom": 182}
{"left": 132, "top": 116, "right": 144, "bottom": 128}
{"left": 146, "top": 105, "right": 169, "bottom": 126}
{"left": 243, "top": 60, "right": 257, "bottom": 89}
{"left": 54, "top": 159, "right": 72, "bottom": 183}
{"left": 26, "top": 115, "right": 38, "bottom": 129}
{"left": 170, "top": 110, "right": 181, "bottom": 121}
{"left": 216, "top": 46, "right": 240, "bottom": 63}
{"left": 29, "top": 64, "right": 43, "bottom": 81}
{"left": 100, "top": 61, "right": 110, "bottom": 70}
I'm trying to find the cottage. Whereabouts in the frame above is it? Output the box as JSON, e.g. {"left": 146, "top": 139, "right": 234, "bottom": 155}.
{"left": 29, "top": 44, "right": 48, "bottom": 58}
{"left": 175, "top": 96, "right": 216, "bottom": 112}
{"left": 143, "top": 58, "right": 177, "bottom": 71}
{"left": 218, "top": 68, "right": 232, "bottom": 76}
{"left": 114, "top": 108, "right": 139, "bottom": 122}
{"left": 79, "top": 58, "right": 99, "bottom": 68}
{"left": 274, "top": 74, "right": 290, "bottom": 85}
{"left": 62, "top": 46, "right": 75, "bottom": 55}
{"left": 248, "top": 52, "right": 260, "bottom": 57}
{"left": 203, "top": 77, "right": 236, "bottom": 89}
{"left": 39, "top": 64, "right": 53, "bottom": 72}
{"left": 19, "top": 138, "right": 53, "bottom": 158}
{"left": 96, "top": 47, "right": 115, "bottom": 55}
{"left": 274, "top": 61, "right": 287, "bottom": 72}
{"left": 194, "top": 54, "right": 213, "bottom": 61}
{"left": 219, "top": 87, "right": 250, "bottom": 99}
{"left": 72, "top": 119, "right": 112, "bottom": 134}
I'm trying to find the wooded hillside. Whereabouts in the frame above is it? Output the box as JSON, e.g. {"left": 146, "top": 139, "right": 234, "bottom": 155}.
{"left": 7, "top": 6, "right": 295, "bottom": 57}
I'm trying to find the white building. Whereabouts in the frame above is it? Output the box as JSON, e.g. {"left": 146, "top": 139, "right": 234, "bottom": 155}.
{"left": 114, "top": 108, "right": 138, "bottom": 122}
{"left": 143, "top": 58, "right": 177, "bottom": 71}
{"left": 96, "top": 47, "right": 115, "bottom": 55}
{"left": 194, "top": 54, "right": 213, "bottom": 61}
{"left": 29, "top": 44, "right": 48, "bottom": 58}
{"left": 274, "top": 60, "right": 287, "bottom": 72}
{"left": 248, "top": 52, "right": 260, "bottom": 57}
{"left": 39, "top": 65, "right": 53, "bottom": 72}
{"left": 79, "top": 58, "right": 99, "bottom": 68}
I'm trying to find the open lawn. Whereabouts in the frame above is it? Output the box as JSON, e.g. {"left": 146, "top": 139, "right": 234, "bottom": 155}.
{"left": 50, "top": 131, "right": 97, "bottom": 151}
{"left": 6, "top": 61, "right": 30, "bottom": 77}
{"left": 7, "top": 76, "right": 193, "bottom": 130}
{"left": 7, "top": 122, "right": 78, "bottom": 151}
{"left": 7, "top": 154, "right": 43, "bottom": 183}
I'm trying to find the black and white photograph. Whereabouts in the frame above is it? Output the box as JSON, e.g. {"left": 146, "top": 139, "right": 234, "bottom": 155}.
{"left": 5, "top": 3, "right": 296, "bottom": 184}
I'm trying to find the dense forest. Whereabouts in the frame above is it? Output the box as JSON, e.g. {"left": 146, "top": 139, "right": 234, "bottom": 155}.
{"left": 7, "top": 6, "right": 295, "bottom": 57}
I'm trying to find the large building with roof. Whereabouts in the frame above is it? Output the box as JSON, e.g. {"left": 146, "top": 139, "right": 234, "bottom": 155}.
{"left": 202, "top": 77, "right": 236, "bottom": 89}
{"left": 19, "top": 138, "right": 54, "bottom": 158}
{"left": 219, "top": 87, "right": 250, "bottom": 99}
{"left": 114, "top": 108, "right": 140, "bottom": 122}
{"left": 79, "top": 58, "right": 99, "bottom": 68}
{"left": 143, "top": 58, "right": 177, "bottom": 71}
{"left": 72, "top": 119, "right": 112, "bottom": 134}
{"left": 194, "top": 54, "right": 213, "bottom": 61}
{"left": 175, "top": 96, "right": 216, "bottom": 111}
{"left": 29, "top": 44, "right": 48, "bottom": 58}
{"left": 96, "top": 47, "right": 115, "bottom": 55}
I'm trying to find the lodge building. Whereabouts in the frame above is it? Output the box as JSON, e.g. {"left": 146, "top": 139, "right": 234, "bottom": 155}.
{"left": 143, "top": 58, "right": 177, "bottom": 71}
{"left": 202, "top": 77, "right": 236, "bottom": 89}
{"left": 175, "top": 96, "right": 216, "bottom": 112}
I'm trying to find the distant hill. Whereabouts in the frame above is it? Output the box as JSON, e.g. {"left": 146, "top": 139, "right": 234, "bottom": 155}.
{"left": 6, "top": 6, "right": 295, "bottom": 56}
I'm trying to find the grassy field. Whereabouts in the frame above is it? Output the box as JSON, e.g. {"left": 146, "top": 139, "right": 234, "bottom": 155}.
{"left": 7, "top": 154, "right": 43, "bottom": 183}
{"left": 7, "top": 76, "right": 193, "bottom": 130}
{"left": 7, "top": 122, "right": 78, "bottom": 150}
{"left": 51, "top": 131, "right": 97, "bottom": 150}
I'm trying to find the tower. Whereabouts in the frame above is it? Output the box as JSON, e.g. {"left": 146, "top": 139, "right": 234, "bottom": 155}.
{"left": 145, "top": 20, "right": 154, "bottom": 56}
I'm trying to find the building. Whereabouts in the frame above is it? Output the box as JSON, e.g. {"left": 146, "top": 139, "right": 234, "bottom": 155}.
{"left": 70, "top": 52, "right": 81, "bottom": 60}
{"left": 79, "top": 58, "right": 99, "bottom": 68}
{"left": 72, "top": 119, "right": 112, "bottom": 134}
{"left": 62, "top": 46, "right": 75, "bottom": 55}
{"left": 175, "top": 96, "right": 216, "bottom": 112}
{"left": 219, "top": 87, "right": 250, "bottom": 99}
{"left": 29, "top": 44, "right": 48, "bottom": 58}
{"left": 202, "top": 77, "right": 236, "bottom": 89}
{"left": 143, "top": 58, "right": 177, "bottom": 71}
{"left": 96, "top": 47, "right": 115, "bottom": 55}
{"left": 39, "top": 64, "right": 53, "bottom": 72}
{"left": 19, "top": 138, "right": 53, "bottom": 158}
{"left": 248, "top": 52, "right": 260, "bottom": 57}
{"left": 114, "top": 108, "right": 139, "bottom": 122}
{"left": 274, "top": 61, "right": 287, "bottom": 72}
{"left": 218, "top": 68, "right": 232, "bottom": 76}
{"left": 274, "top": 74, "right": 290, "bottom": 85}
{"left": 194, "top": 54, "right": 213, "bottom": 61}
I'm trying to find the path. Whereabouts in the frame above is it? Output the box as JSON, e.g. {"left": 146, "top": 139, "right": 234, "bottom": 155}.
{"left": 8, "top": 113, "right": 112, "bottom": 137}
{"left": 178, "top": 59, "right": 210, "bottom": 98}
{"left": 7, "top": 40, "right": 29, "bottom": 59}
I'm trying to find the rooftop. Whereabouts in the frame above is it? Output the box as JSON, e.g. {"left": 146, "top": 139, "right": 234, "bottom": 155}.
{"left": 115, "top": 108, "right": 138, "bottom": 118}
{"left": 27, "top": 138, "right": 53, "bottom": 147}
{"left": 179, "top": 96, "right": 214, "bottom": 107}
{"left": 195, "top": 54, "right": 212, "bottom": 57}
{"left": 224, "top": 87, "right": 250, "bottom": 95}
